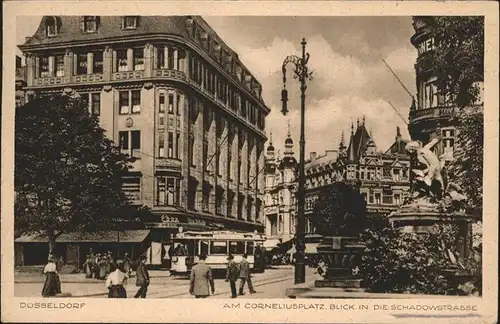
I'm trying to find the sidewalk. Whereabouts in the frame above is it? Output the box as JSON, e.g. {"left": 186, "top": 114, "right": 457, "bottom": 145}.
{"left": 14, "top": 270, "right": 172, "bottom": 284}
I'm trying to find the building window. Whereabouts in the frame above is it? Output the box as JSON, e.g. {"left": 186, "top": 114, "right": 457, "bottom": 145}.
{"left": 46, "top": 17, "right": 57, "bottom": 37}
{"left": 119, "top": 90, "right": 141, "bottom": 114}
{"left": 203, "top": 140, "right": 209, "bottom": 171}
{"left": 119, "top": 130, "right": 141, "bottom": 158}
{"left": 168, "top": 48, "right": 175, "bottom": 69}
{"left": 176, "top": 94, "right": 181, "bottom": 116}
{"left": 122, "top": 176, "right": 141, "bottom": 201}
{"left": 39, "top": 56, "right": 50, "bottom": 78}
{"left": 116, "top": 50, "right": 128, "bottom": 72}
{"left": 189, "top": 135, "right": 195, "bottom": 166}
{"left": 158, "top": 133, "right": 165, "bottom": 158}
{"left": 156, "top": 177, "right": 180, "bottom": 207}
{"left": 76, "top": 53, "right": 87, "bottom": 75}
{"left": 394, "top": 193, "right": 401, "bottom": 206}
{"left": 83, "top": 16, "right": 97, "bottom": 33}
{"left": 167, "top": 132, "right": 174, "bottom": 158}
{"left": 123, "top": 16, "right": 138, "bottom": 29}
{"left": 93, "top": 51, "right": 103, "bottom": 74}
{"left": 55, "top": 55, "right": 64, "bottom": 77}
{"left": 215, "top": 187, "right": 224, "bottom": 215}
{"left": 374, "top": 193, "right": 381, "bottom": 205}
{"left": 159, "top": 93, "right": 166, "bottom": 112}
{"left": 133, "top": 48, "right": 144, "bottom": 71}
{"left": 168, "top": 94, "right": 174, "bottom": 114}
{"left": 85, "top": 92, "right": 101, "bottom": 115}
{"left": 393, "top": 168, "right": 401, "bottom": 182}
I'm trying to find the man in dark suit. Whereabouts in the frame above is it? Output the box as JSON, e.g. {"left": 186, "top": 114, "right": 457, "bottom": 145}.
{"left": 189, "top": 254, "right": 215, "bottom": 298}
{"left": 134, "top": 255, "right": 150, "bottom": 298}
{"left": 225, "top": 254, "right": 239, "bottom": 298}
{"left": 238, "top": 253, "right": 256, "bottom": 295}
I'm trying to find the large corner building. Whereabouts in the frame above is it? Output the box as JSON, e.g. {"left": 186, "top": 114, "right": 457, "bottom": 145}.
{"left": 17, "top": 16, "right": 269, "bottom": 263}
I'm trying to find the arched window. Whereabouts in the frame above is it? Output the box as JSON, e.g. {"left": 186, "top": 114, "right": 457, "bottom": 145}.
{"left": 46, "top": 17, "right": 57, "bottom": 37}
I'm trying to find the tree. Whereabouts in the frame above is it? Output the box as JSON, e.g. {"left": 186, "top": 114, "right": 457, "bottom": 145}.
{"left": 430, "top": 16, "right": 484, "bottom": 213}
{"left": 15, "top": 94, "right": 143, "bottom": 254}
{"left": 431, "top": 16, "right": 484, "bottom": 109}
{"left": 310, "top": 182, "right": 367, "bottom": 237}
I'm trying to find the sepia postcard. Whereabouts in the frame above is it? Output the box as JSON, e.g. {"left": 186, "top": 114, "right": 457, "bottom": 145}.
{"left": 2, "top": 1, "right": 499, "bottom": 323}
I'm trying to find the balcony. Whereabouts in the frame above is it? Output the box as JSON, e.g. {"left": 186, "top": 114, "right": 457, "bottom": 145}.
{"left": 112, "top": 70, "right": 144, "bottom": 81}
{"left": 155, "top": 69, "right": 187, "bottom": 81}
{"left": 156, "top": 158, "right": 182, "bottom": 172}
{"left": 36, "top": 76, "right": 65, "bottom": 86}
{"left": 73, "top": 74, "right": 104, "bottom": 84}
{"left": 410, "top": 106, "right": 457, "bottom": 123}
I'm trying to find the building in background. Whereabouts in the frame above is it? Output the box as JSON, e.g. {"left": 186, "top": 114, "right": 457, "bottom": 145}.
{"left": 16, "top": 16, "right": 269, "bottom": 265}
{"left": 15, "top": 55, "right": 27, "bottom": 107}
{"left": 263, "top": 127, "right": 297, "bottom": 248}
{"left": 264, "top": 118, "right": 411, "bottom": 237}
{"left": 409, "top": 16, "right": 483, "bottom": 159}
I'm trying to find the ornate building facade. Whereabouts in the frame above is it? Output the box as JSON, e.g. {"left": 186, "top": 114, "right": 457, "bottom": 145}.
{"left": 264, "top": 119, "right": 411, "bottom": 238}
{"left": 409, "top": 16, "right": 483, "bottom": 159}
{"left": 263, "top": 129, "right": 297, "bottom": 244}
{"left": 18, "top": 16, "right": 269, "bottom": 237}
{"left": 15, "top": 55, "right": 27, "bottom": 107}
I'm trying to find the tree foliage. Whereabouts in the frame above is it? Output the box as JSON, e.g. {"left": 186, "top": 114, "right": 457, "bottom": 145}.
{"left": 310, "top": 182, "right": 367, "bottom": 237}
{"left": 360, "top": 224, "right": 482, "bottom": 295}
{"left": 15, "top": 94, "right": 146, "bottom": 253}
{"left": 430, "top": 16, "right": 484, "bottom": 108}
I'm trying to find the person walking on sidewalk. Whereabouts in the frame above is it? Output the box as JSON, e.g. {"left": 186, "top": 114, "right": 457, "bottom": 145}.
{"left": 189, "top": 254, "right": 215, "bottom": 298}
{"left": 106, "top": 261, "right": 128, "bottom": 298}
{"left": 225, "top": 254, "right": 239, "bottom": 298}
{"left": 134, "top": 255, "right": 150, "bottom": 298}
{"left": 41, "top": 255, "right": 62, "bottom": 297}
{"left": 238, "top": 253, "right": 256, "bottom": 295}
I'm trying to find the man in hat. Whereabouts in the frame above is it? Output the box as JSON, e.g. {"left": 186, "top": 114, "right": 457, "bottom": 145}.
{"left": 225, "top": 254, "right": 239, "bottom": 298}
{"left": 189, "top": 254, "right": 215, "bottom": 298}
{"left": 238, "top": 253, "right": 256, "bottom": 295}
{"left": 134, "top": 255, "right": 150, "bottom": 298}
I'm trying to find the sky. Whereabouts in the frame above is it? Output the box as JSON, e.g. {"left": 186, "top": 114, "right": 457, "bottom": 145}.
{"left": 16, "top": 16, "right": 417, "bottom": 157}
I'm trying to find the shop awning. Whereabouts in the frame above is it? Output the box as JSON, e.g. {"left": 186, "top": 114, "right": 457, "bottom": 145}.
{"left": 263, "top": 239, "right": 280, "bottom": 251}
{"left": 15, "top": 230, "right": 150, "bottom": 243}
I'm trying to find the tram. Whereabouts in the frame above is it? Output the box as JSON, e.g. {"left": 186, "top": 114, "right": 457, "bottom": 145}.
{"left": 170, "top": 230, "right": 265, "bottom": 276}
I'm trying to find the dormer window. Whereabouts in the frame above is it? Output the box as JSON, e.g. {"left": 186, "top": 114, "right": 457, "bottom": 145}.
{"left": 46, "top": 17, "right": 57, "bottom": 37}
{"left": 83, "top": 16, "right": 97, "bottom": 33}
{"left": 123, "top": 16, "right": 138, "bottom": 29}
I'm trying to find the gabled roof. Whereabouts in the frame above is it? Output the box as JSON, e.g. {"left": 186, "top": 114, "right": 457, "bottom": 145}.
{"left": 346, "top": 124, "right": 372, "bottom": 163}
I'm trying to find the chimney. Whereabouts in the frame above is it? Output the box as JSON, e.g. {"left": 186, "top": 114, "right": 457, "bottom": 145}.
{"left": 310, "top": 152, "right": 317, "bottom": 161}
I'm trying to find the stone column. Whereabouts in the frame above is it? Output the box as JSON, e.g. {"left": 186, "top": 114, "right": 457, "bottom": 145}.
{"left": 26, "top": 54, "right": 35, "bottom": 87}
{"left": 144, "top": 43, "right": 153, "bottom": 78}
{"left": 103, "top": 47, "right": 113, "bottom": 81}
{"left": 127, "top": 48, "right": 134, "bottom": 72}
{"left": 194, "top": 100, "right": 204, "bottom": 211}
{"left": 48, "top": 56, "right": 55, "bottom": 77}
{"left": 35, "top": 56, "right": 40, "bottom": 79}
{"left": 258, "top": 140, "right": 265, "bottom": 223}
{"left": 241, "top": 130, "right": 249, "bottom": 219}
{"left": 87, "top": 52, "right": 94, "bottom": 75}
{"left": 63, "top": 50, "right": 73, "bottom": 83}
{"left": 219, "top": 118, "right": 229, "bottom": 216}
{"left": 173, "top": 48, "right": 179, "bottom": 70}
{"left": 140, "top": 85, "right": 155, "bottom": 206}
{"left": 153, "top": 46, "right": 158, "bottom": 71}
{"left": 184, "top": 50, "right": 190, "bottom": 75}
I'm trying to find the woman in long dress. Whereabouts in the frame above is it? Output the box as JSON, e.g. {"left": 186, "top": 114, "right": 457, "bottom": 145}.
{"left": 41, "top": 256, "right": 62, "bottom": 297}
{"left": 98, "top": 256, "right": 107, "bottom": 279}
{"left": 106, "top": 261, "right": 128, "bottom": 298}
{"left": 83, "top": 255, "right": 93, "bottom": 278}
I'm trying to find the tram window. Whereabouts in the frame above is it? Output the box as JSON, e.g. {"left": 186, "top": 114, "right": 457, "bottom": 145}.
{"left": 246, "top": 241, "right": 254, "bottom": 255}
{"left": 229, "top": 241, "right": 245, "bottom": 254}
{"left": 173, "top": 243, "right": 187, "bottom": 256}
{"left": 200, "top": 240, "right": 209, "bottom": 256}
{"left": 190, "top": 241, "right": 199, "bottom": 256}
{"left": 210, "top": 241, "right": 228, "bottom": 255}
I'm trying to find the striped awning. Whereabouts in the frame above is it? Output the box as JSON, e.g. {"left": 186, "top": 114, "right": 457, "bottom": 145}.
{"left": 15, "top": 230, "right": 150, "bottom": 243}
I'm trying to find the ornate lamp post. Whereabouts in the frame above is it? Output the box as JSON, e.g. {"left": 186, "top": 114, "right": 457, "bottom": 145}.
{"left": 280, "top": 38, "right": 313, "bottom": 284}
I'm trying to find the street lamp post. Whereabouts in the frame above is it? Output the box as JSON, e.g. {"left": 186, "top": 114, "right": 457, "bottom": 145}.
{"left": 280, "top": 38, "right": 313, "bottom": 284}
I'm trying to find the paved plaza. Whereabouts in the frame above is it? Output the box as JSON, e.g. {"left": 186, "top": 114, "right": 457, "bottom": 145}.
{"left": 14, "top": 266, "right": 318, "bottom": 299}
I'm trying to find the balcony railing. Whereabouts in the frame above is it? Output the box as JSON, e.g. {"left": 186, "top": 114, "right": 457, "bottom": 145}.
{"left": 73, "top": 74, "right": 104, "bottom": 83}
{"left": 36, "top": 76, "right": 65, "bottom": 86}
{"left": 155, "top": 69, "right": 187, "bottom": 80}
{"left": 410, "top": 106, "right": 457, "bottom": 122}
{"left": 112, "top": 70, "right": 144, "bottom": 81}
{"left": 156, "top": 158, "right": 182, "bottom": 171}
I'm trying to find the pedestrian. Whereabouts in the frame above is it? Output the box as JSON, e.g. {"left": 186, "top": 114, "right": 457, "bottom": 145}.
{"left": 189, "top": 254, "right": 215, "bottom": 298}
{"left": 98, "top": 255, "right": 107, "bottom": 279}
{"left": 56, "top": 256, "right": 64, "bottom": 272}
{"left": 94, "top": 254, "right": 101, "bottom": 279}
{"left": 41, "top": 255, "right": 62, "bottom": 297}
{"left": 238, "top": 253, "right": 256, "bottom": 295}
{"left": 124, "top": 252, "right": 131, "bottom": 276}
{"left": 225, "top": 254, "right": 239, "bottom": 298}
{"left": 134, "top": 255, "right": 150, "bottom": 298}
{"left": 83, "top": 254, "right": 93, "bottom": 278}
{"left": 106, "top": 260, "right": 128, "bottom": 298}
